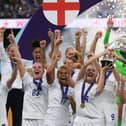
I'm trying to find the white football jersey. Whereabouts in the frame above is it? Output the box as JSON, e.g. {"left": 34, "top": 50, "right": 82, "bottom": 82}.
{"left": 22, "top": 72, "right": 48, "bottom": 119}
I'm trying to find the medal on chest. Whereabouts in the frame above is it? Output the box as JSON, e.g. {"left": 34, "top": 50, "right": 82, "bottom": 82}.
{"left": 32, "top": 79, "right": 43, "bottom": 96}
{"left": 80, "top": 81, "right": 94, "bottom": 109}
{"left": 60, "top": 85, "right": 69, "bottom": 104}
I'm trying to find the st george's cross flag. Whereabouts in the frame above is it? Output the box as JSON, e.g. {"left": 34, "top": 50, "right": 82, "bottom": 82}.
{"left": 42, "top": 0, "right": 80, "bottom": 26}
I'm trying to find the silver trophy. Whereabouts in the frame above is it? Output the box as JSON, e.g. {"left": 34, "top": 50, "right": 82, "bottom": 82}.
{"left": 101, "top": 36, "right": 126, "bottom": 67}
{"left": 108, "top": 36, "right": 126, "bottom": 51}
{"left": 101, "top": 54, "right": 114, "bottom": 67}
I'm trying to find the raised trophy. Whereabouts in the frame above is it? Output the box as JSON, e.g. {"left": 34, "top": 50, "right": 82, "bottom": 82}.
{"left": 101, "top": 54, "right": 114, "bottom": 67}
{"left": 101, "top": 36, "right": 126, "bottom": 67}
{"left": 108, "top": 36, "right": 126, "bottom": 51}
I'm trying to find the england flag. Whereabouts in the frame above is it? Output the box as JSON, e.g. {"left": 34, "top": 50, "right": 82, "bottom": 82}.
{"left": 42, "top": 0, "right": 80, "bottom": 26}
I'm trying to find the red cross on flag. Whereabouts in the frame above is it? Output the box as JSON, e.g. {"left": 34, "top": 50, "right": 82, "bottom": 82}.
{"left": 42, "top": 0, "right": 80, "bottom": 26}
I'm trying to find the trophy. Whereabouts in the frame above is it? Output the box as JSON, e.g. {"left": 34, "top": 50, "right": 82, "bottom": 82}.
{"left": 101, "top": 36, "right": 126, "bottom": 67}
{"left": 108, "top": 36, "right": 126, "bottom": 51}
{"left": 101, "top": 54, "right": 114, "bottom": 67}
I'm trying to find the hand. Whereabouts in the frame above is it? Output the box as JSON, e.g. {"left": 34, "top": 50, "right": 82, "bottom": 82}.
{"left": 52, "top": 50, "right": 61, "bottom": 62}
{"left": 9, "top": 44, "right": 21, "bottom": 60}
{"left": 48, "top": 52, "right": 52, "bottom": 58}
{"left": 121, "top": 77, "right": 126, "bottom": 83}
{"left": 95, "top": 31, "right": 102, "bottom": 40}
{"left": 81, "top": 28, "right": 88, "bottom": 37}
{"left": 55, "top": 36, "right": 63, "bottom": 46}
{"left": 48, "top": 28, "right": 54, "bottom": 40}
{"left": 104, "top": 48, "right": 112, "bottom": 55}
{"left": 40, "top": 40, "right": 46, "bottom": 49}
{"left": 11, "top": 56, "right": 21, "bottom": 65}
{"left": 107, "top": 16, "right": 114, "bottom": 30}
{"left": 102, "top": 64, "right": 113, "bottom": 73}
{"left": 75, "top": 31, "right": 81, "bottom": 40}
{"left": 74, "top": 49, "right": 81, "bottom": 56}
{"left": 54, "top": 29, "right": 61, "bottom": 40}
{"left": 87, "top": 52, "right": 95, "bottom": 59}
{"left": 56, "top": 51, "right": 62, "bottom": 61}
{"left": 104, "top": 44, "right": 108, "bottom": 49}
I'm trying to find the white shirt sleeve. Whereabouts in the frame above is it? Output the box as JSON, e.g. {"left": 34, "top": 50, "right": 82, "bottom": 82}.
{"left": 0, "top": 42, "right": 9, "bottom": 62}
{"left": 22, "top": 72, "right": 32, "bottom": 90}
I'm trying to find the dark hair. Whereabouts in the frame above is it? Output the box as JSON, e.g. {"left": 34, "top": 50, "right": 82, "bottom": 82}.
{"left": 32, "top": 40, "right": 40, "bottom": 51}
{"left": 3, "top": 29, "right": 12, "bottom": 50}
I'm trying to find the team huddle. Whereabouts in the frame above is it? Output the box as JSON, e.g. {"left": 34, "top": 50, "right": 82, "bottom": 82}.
{"left": 0, "top": 17, "right": 126, "bottom": 126}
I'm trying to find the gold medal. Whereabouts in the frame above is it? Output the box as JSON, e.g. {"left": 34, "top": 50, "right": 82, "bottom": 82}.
{"left": 80, "top": 103, "right": 85, "bottom": 108}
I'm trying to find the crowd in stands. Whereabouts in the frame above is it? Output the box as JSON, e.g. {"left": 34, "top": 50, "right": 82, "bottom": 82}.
{"left": 0, "top": 0, "right": 42, "bottom": 18}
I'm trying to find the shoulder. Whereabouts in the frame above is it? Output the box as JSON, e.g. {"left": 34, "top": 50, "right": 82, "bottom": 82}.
{"left": 22, "top": 71, "right": 32, "bottom": 82}
{"left": 75, "top": 80, "right": 83, "bottom": 89}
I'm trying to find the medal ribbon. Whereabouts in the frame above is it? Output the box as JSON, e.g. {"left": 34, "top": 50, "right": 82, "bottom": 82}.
{"left": 33, "top": 79, "right": 43, "bottom": 96}
{"left": 104, "top": 71, "right": 112, "bottom": 85}
{"left": 71, "top": 71, "right": 75, "bottom": 77}
{"left": 61, "top": 85, "right": 69, "bottom": 104}
{"left": 81, "top": 81, "right": 94, "bottom": 104}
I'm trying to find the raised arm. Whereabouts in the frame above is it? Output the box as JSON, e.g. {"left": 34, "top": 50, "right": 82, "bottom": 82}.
{"left": 0, "top": 27, "right": 5, "bottom": 42}
{"left": 53, "top": 29, "right": 63, "bottom": 56}
{"left": 89, "top": 31, "right": 102, "bottom": 53}
{"left": 75, "top": 31, "right": 81, "bottom": 53}
{"left": 0, "top": 27, "right": 9, "bottom": 61}
{"left": 88, "top": 31, "right": 102, "bottom": 72}
{"left": 46, "top": 51, "right": 61, "bottom": 84}
{"left": 6, "top": 44, "right": 22, "bottom": 88}
{"left": 96, "top": 64, "right": 113, "bottom": 94}
{"left": 6, "top": 64, "right": 17, "bottom": 89}
{"left": 81, "top": 29, "right": 87, "bottom": 61}
{"left": 12, "top": 46, "right": 25, "bottom": 79}
{"left": 48, "top": 29, "right": 62, "bottom": 59}
{"left": 39, "top": 40, "right": 48, "bottom": 68}
{"left": 46, "top": 30, "right": 63, "bottom": 83}
{"left": 96, "top": 66, "right": 106, "bottom": 94}
{"left": 75, "top": 29, "right": 87, "bottom": 64}
{"left": 48, "top": 28, "right": 55, "bottom": 58}
{"left": 112, "top": 67, "right": 121, "bottom": 83}
{"left": 103, "top": 16, "right": 113, "bottom": 45}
